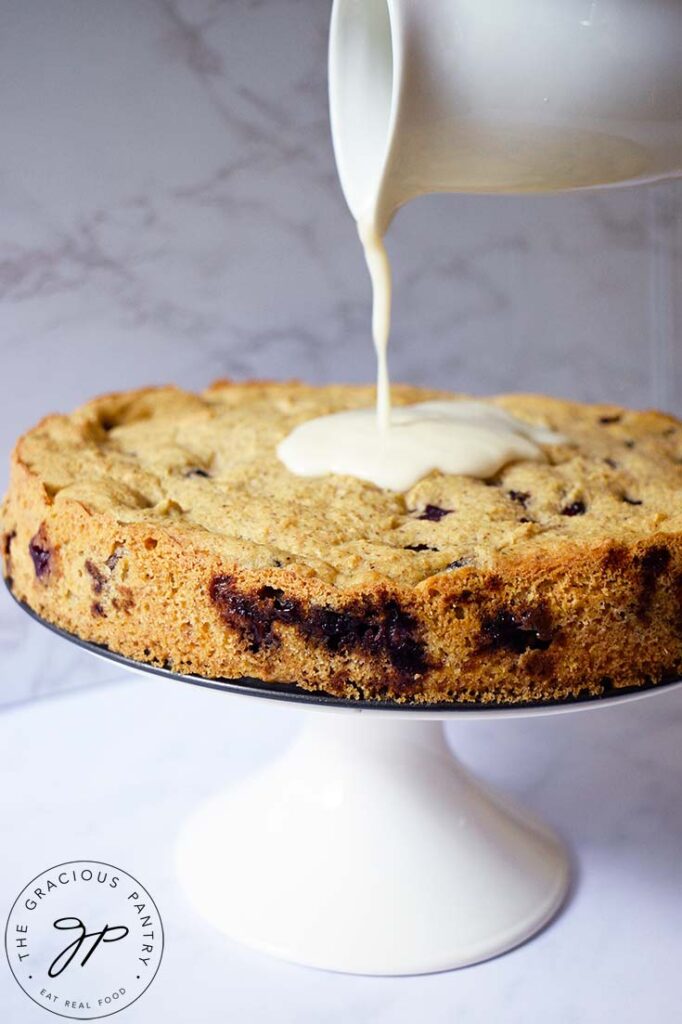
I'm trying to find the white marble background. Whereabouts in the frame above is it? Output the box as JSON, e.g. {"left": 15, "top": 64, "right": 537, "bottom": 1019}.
{"left": 3, "top": 677, "right": 682, "bottom": 1024}
{"left": 0, "top": 0, "right": 681, "bottom": 705}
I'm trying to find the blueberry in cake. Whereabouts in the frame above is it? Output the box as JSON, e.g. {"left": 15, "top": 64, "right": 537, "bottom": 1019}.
{"left": 3, "top": 380, "right": 682, "bottom": 704}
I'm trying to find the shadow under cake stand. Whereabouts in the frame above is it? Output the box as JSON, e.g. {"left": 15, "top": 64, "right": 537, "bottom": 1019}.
{"left": 11, "top": 588, "right": 682, "bottom": 976}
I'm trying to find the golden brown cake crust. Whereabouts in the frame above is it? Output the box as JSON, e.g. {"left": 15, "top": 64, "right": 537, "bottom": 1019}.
{"left": 4, "top": 379, "right": 682, "bottom": 704}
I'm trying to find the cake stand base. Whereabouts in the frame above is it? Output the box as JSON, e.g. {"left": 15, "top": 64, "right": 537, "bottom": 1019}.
{"left": 175, "top": 712, "right": 570, "bottom": 975}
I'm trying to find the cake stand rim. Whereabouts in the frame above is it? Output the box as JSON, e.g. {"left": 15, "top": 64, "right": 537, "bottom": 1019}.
{"left": 7, "top": 580, "right": 682, "bottom": 718}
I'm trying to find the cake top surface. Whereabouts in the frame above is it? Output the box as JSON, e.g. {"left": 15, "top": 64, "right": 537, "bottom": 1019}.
{"left": 13, "top": 380, "right": 682, "bottom": 587}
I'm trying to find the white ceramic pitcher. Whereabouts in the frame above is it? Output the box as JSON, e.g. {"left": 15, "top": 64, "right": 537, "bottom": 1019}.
{"left": 329, "top": 0, "right": 682, "bottom": 234}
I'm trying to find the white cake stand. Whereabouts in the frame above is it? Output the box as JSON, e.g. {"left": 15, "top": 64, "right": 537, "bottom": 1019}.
{"left": 12, "top": 591, "right": 682, "bottom": 976}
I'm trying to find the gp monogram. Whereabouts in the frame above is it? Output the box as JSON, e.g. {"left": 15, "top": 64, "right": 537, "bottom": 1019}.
{"left": 4, "top": 860, "right": 164, "bottom": 1020}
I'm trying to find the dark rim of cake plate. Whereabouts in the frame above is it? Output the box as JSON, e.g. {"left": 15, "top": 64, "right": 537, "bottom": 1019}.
{"left": 6, "top": 580, "right": 682, "bottom": 713}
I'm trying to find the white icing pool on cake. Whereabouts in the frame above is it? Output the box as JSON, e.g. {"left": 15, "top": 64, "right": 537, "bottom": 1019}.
{"left": 278, "top": 400, "right": 564, "bottom": 491}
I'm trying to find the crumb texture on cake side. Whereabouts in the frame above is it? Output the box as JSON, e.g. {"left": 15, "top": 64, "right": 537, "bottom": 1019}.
{"left": 3, "top": 379, "right": 682, "bottom": 704}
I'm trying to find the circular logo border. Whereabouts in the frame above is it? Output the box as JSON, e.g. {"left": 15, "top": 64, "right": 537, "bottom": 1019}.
{"left": 4, "top": 859, "right": 165, "bottom": 1020}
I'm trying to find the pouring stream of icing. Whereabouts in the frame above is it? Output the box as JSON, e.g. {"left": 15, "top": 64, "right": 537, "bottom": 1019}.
{"left": 359, "top": 219, "right": 392, "bottom": 432}
{"left": 277, "top": 208, "right": 566, "bottom": 491}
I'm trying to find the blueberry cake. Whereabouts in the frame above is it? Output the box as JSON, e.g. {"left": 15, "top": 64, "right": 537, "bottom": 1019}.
{"left": 3, "top": 380, "right": 682, "bottom": 704}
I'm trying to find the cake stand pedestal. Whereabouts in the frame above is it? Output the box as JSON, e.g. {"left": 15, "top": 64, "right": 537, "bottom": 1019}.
{"left": 176, "top": 710, "right": 569, "bottom": 975}
{"left": 11, "top": 589, "right": 682, "bottom": 976}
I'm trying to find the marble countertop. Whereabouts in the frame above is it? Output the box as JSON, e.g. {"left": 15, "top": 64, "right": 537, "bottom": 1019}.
{"left": 0, "top": 0, "right": 680, "bottom": 710}
{"left": 2, "top": 669, "right": 681, "bottom": 1023}
{"left": 1, "top": 4, "right": 682, "bottom": 1016}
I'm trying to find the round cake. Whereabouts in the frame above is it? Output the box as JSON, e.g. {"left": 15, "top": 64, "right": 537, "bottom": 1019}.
{"left": 3, "top": 380, "right": 682, "bottom": 704}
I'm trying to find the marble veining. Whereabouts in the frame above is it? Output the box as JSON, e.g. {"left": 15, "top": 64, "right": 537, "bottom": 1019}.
{"left": 0, "top": 0, "right": 681, "bottom": 706}
{"left": 0, "top": 11, "right": 681, "bottom": 1018}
